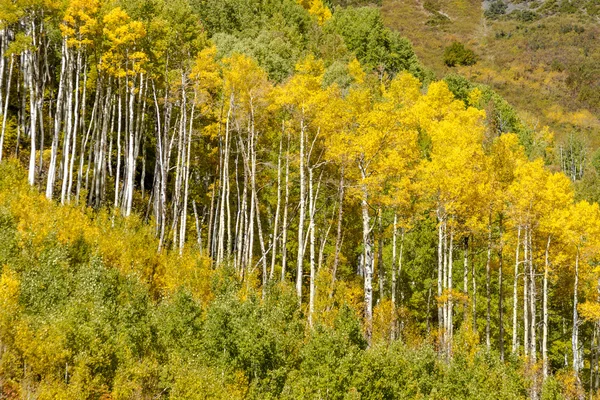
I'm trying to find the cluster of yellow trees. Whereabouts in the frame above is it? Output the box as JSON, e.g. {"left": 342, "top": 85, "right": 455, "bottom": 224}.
{"left": 3, "top": 0, "right": 600, "bottom": 397}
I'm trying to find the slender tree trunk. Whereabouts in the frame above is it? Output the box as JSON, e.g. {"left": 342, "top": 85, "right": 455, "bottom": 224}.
{"left": 27, "top": 44, "right": 38, "bottom": 186}
{"left": 486, "top": 218, "right": 492, "bottom": 351}
{"left": 0, "top": 56, "right": 13, "bottom": 161}
{"left": 463, "top": 236, "right": 469, "bottom": 294}
{"left": 543, "top": 235, "right": 551, "bottom": 380}
{"left": 513, "top": 225, "right": 521, "bottom": 355}
{"left": 391, "top": 213, "right": 398, "bottom": 340}
{"left": 60, "top": 48, "right": 74, "bottom": 204}
{"left": 115, "top": 87, "right": 122, "bottom": 207}
{"left": 573, "top": 246, "right": 580, "bottom": 377}
{"left": 270, "top": 133, "right": 283, "bottom": 280}
{"left": 361, "top": 179, "right": 373, "bottom": 344}
{"left": 329, "top": 168, "right": 344, "bottom": 302}
{"left": 281, "top": 133, "right": 290, "bottom": 281}
{"left": 499, "top": 215, "right": 505, "bottom": 361}
{"left": 524, "top": 225, "right": 530, "bottom": 358}
{"left": 377, "top": 209, "right": 385, "bottom": 301}
{"left": 437, "top": 208, "right": 444, "bottom": 348}
{"left": 448, "top": 226, "right": 454, "bottom": 356}
{"left": 192, "top": 200, "right": 203, "bottom": 255}
{"left": 179, "top": 102, "right": 194, "bottom": 254}
{"left": 296, "top": 118, "right": 306, "bottom": 302}
{"left": 67, "top": 49, "right": 82, "bottom": 202}
{"left": 46, "top": 40, "right": 67, "bottom": 195}
{"left": 530, "top": 228, "right": 537, "bottom": 363}
{"left": 308, "top": 166, "right": 316, "bottom": 326}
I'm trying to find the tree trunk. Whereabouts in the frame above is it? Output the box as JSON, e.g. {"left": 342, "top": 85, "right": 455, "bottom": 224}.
{"left": 270, "top": 133, "right": 283, "bottom": 280}
{"left": 499, "top": 215, "right": 505, "bottom": 361}
{"left": 543, "top": 235, "right": 551, "bottom": 380}
{"left": 0, "top": 56, "right": 13, "bottom": 161}
{"left": 281, "top": 133, "right": 290, "bottom": 281}
{"left": 329, "top": 168, "right": 345, "bottom": 303}
{"left": 391, "top": 213, "right": 398, "bottom": 340}
{"left": 530, "top": 228, "right": 537, "bottom": 363}
{"left": 308, "top": 166, "right": 316, "bottom": 327}
{"left": 437, "top": 208, "right": 444, "bottom": 348}
{"left": 512, "top": 225, "right": 521, "bottom": 355}
{"left": 524, "top": 226, "right": 530, "bottom": 358}
{"left": 486, "top": 218, "right": 492, "bottom": 351}
{"left": 573, "top": 246, "right": 580, "bottom": 377}
{"left": 296, "top": 118, "right": 306, "bottom": 302}
{"left": 377, "top": 209, "right": 385, "bottom": 301}
{"left": 361, "top": 167, "right": 373, "bottom": 344}
{"left": 46, "top": 39, "right": 67, "bottom": 195}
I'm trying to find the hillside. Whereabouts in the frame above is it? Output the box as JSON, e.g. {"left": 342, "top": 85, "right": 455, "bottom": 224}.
{"left": 382, "top": 0, "right": 600, "bottom": 175}
{"left": 2, "top": 0, "right": 600, "bottom": 398}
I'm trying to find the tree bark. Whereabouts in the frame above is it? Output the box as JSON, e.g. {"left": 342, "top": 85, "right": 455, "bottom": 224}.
{"left": 543, "top": 235, "right": 551, "bottom": 380}
{"left": 512, "top": 225, "right": 521, "bottom": 355}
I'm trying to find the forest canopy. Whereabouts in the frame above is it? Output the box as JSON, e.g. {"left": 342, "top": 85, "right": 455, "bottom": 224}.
{"left": 0, "top": 0, "right": 599, "bottom": 399}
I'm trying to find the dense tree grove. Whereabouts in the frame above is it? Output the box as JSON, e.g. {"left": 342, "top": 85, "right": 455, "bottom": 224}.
{"left": 1, "top": 0, "right": 600, "bottom": 398}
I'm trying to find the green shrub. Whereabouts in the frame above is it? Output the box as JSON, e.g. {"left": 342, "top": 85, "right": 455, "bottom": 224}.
{"left": 443, "top": 42, "right": 477, "bottom": 67}
{"left": 485, "top": 0, "right": 508, "bottom": 19}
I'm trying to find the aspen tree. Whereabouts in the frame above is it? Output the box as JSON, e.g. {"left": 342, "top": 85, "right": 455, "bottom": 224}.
{"left": 274, "top": 55, "right": 324, "bottom": 303}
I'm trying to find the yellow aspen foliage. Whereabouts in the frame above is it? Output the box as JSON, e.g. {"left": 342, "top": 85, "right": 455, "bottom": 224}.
{"left": 297, "top": 0, "right": 332, "bottom": 25}
{"left": 100, "top": 7, "right": 147, "bottom": 77}
{"left": 223, "top": 53, "right": 271, "bottom": 110}
{"left": 189, "top": 45, "right": 221, "bottom": 107}
{"left": 348, "top": 58, "right": 365, "bottom": 84}
{"left": 420, "top": 82, "right": 488, "bottom": 226}
{"left": 0, "top": 267, "right": 20, "bottom": 326}
{"left": 579, "top": 302, "right": 600, "bottom": 322}
{"left": 60, "top": 0, "right": 100, "bottom": 48}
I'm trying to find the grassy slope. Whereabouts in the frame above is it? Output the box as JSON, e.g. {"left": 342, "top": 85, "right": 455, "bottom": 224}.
{"left": 381, "top": 0, "right": 600, "bottom": 147}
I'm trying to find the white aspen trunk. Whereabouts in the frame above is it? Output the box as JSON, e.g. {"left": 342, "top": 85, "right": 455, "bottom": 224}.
{"left": 77, "top": 72, "right": 95, "bottom": 203}
{"left": 0, "top": 29, "right": 5, "bottom": 102}
{"left": 115, "top": 88, "right": 122, "bottom": 207}
{"left": 573, "top": 247, "right": 580, "bottom": 376}
{"left": 179, "top": 102, "right": 194, "bottom": 254}
{"left": 27, "top": 23, "right": 39, "bottom": 186}
{"left": 530, "top": 228, "right": 537, "bottom": 363}
{"left": 391, "top": 213, "right": 398, "bottom": 340}
{"left": 270, "top": 133, "right": 283, "bottom": 280}
{"left": 524, "top": 225, "right": 530, "bottom": 358}
{"left": 443, "top": 220, "right": 448, "bottom": 348}
{"left": 463, "top": 237, "right": 469, "bottom": 294}
{"left": 308, "top": 166, "right": 316, "bottom": 327}
{"left": 108, "top": 100, "right": 114, "bottom": 178}
{"left": 499, "top": 216, "right": 505, "bottom": 361}
{"left": 437, "top": 208, "right": 444, "bottom": 348}
{"left": 124, "top": 80, "right": 135, "bottom": 216}
{"left": 67, "top": 49, "right": 82, "bottom": 202}
{"left": 377, "top": 210, "right": 385, "bottom": 301}
{"left": 360, "top": 168, "right": 373, "bottom": 344}
{"left": 192, "top": 200, "right": 203, "bottom": 255}
{"left": 296, "top": 118, "right": 306, "bottom": 302}
{"left": 543, "top": 235, "right": 551, "bottom": 380}
{"left": 93, "top": 80, "right": 111, "bottom": 207}
{"left": 233, "top": 154, "right": 242, "bottom": 271}
{"left": 171, "top": 110, "right": 184, "bottom": 247}
{"left": 281, "top": 134, "right": 290, "bottom": 281}
{"left": 248, "top": 105, "right": 268, "bottom": 297}
{"left": 329, "top": 168, "right": 345, "bottom": 302}
{"left": 486, "top": 220, "right": 492, "bottom": 351}
{"left": 513, "top": 225, "right": 521, "bottom": 355}
{"left": 46, "top": 39, "right": 67, "bottom": 196}
{"left": 0, "top": 55, "right": 13, "bottom": 161}
{"left": 448, "top": 227, "right": 454, "bottom": 356}
{"left": 217, "top": 95, "right": 232, "bottom": 264}
{"left": 60, "top": 48, "right": 74, "bottom": 204}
